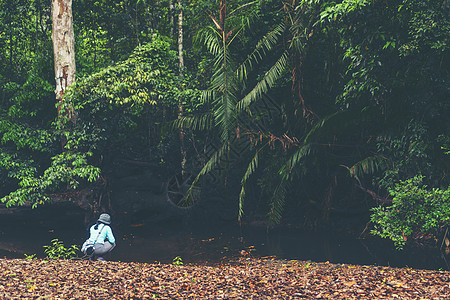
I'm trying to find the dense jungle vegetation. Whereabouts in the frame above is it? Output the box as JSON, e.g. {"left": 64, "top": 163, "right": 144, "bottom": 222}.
{"left": 0, "top": 0, "right": 449, "bottom": 250}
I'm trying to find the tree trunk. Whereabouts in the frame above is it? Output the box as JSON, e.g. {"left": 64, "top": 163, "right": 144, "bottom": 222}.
{"left": 51, "top": 0, "right": 76, "bottom": 104}
{"left": 177, "top": 1, "right": 184, "bottom": 71}
{"left": 178, "top": 0, "right": 186, "bottom": 175}
{"left": 51, "top": 0, "right": 76, "bottom": 150}
{"left": 169, "top": 0, "right": 175, "bottom": 38}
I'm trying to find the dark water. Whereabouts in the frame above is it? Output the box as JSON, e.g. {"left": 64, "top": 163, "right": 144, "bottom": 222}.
{"left": 0, "top": 207, "right": 448, "bottom": 270}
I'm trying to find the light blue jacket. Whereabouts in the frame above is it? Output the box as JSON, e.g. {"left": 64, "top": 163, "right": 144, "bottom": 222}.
{"left": 88, "top": 223, "right": 115, "bottom": 244}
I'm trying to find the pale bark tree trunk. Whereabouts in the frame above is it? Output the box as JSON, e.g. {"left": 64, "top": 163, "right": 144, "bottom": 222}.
{"left": 177, "top": 0, "right": 186, "bottom": 175}
{"left": 178, "top": 1, "right": 184, "bottom": 71}
{"left": 51, "top": 0, "right": 76, "bottom": 106}
{"left": 51, "top": 0, "right": 76, "bottom": 150}
{"left": 169, "top": 0, "right": 175, "bottom": 38}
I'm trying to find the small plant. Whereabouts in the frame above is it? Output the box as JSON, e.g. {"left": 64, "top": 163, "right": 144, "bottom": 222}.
{"left": 302, "top": 262, "right": 312, "bottom": 269}
{"left": 24, "top": 253, "right": 37, "bottom": 260}
{"left": 25, "top": 279, "right": 35, "bottom": 289}
{"left": 172, "top": 256, "right": 183, "bottom": 266}
{"left": 43, "top": 239, "right": 79, "bottom": 260}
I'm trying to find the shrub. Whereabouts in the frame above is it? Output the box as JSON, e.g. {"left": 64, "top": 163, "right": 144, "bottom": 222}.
{"left": 43, "top": 239, "right": 79, "bottom": 260}
{"left": 370, "top": 175, "right": 450, "bottom": 249}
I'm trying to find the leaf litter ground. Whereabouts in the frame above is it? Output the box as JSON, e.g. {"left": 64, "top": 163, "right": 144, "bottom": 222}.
{"left": 0, "top": 258, "right": 449, "bottom": 299}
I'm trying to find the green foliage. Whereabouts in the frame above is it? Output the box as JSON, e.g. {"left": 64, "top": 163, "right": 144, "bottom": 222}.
{"left": 318, "top": 0, "right": 449, "bottom": 119}
{"left": 1, "top": 34, "right": 194, "bottom": 208}
{"left": 371, "top": 176, "right": 450, "bottom": 249}
{"left": 267, "top": 176, "right": 288, "bottom": 227}
{"left": 346, "top": 120, "right": 438, "bottom": 192}
{"left": 348, "top": 155, "right": 388, "bottom": 182}
{"left": 67, "top": 33, "right": 199, "bottom": 158}
{"left": 68, "top": 35, "right": 201, "bottom": 133}
{"left": 0, "top": 88, "right": 62, "bottom": 208}
{"left": 397, "top": 0, "right": 450, "bottom": 56}
{"left": 375, "top": 122, "right": 431, "bottom": 189}
{"left": 69, "top": 36, "right": 180, "bottom": 108}
{"left": 310, "top": 0, "right": 449, "bottom": 230}
{"left": 24, "top": 253, "right": 37, "bottom": 260}
{"left": 320, "top": 0, "right": 371, "bottom": 22}
{"left": 0, "top": 0, "right": 448, "bottom": 238}
{"left": 172, "top": 256, "right": 183, "bottom": 266}
{"left": 43, "top": 239, "right": 79, "bottom": 260}
{"left": 1, "top": 151, "right": 101, "bottom": 208}
{"left": 0, "top": 120, "right": 54, "bottom": 152}
{"left": 438, "top": 134, "right": 450, "bottom": 155}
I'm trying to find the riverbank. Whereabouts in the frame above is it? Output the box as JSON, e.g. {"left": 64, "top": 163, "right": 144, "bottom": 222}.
{"left": 1, "top": 258, "right": 449, "bottom": 299}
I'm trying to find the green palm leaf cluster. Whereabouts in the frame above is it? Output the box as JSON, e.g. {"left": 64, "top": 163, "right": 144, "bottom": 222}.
{"left": 179, "top": 0, "right": 325, "bottom": 222}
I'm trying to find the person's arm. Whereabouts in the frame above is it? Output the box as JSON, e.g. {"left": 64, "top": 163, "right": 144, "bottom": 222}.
{"left": 88, "top": 225, "right": 95, "bottom": 242}
{"left": 106, "top": 226, "right": 116, "bottom": 244}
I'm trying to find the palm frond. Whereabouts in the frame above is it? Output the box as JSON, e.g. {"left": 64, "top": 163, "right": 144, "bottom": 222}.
{"left": 238, "top": 23, "right": 286, "bottom": 82}
{"left": 207, "top": 44, "right": 239, "bottom": 143}
{"left": 196, "top": 27, "right": 222, "bottom": 56}
{"left": 181, "top": 144, "right": 228, "bottom": 206}
{"left": 238, "top": 151, "right": 259, "bottom": 221}
{"left": 303, "top": 110, "right": 365, "bottom": 143}
{"left": 237, "top": 51, "right": 289, "bottom": 112}
{"left": 200, "top": 90, "right": 215, "bottom": 104}
{"left": 210, "top": 66, "right": 238, "bottom": 93}
{"left": 304, "top": 112, "right": 341, "bottom": 143}
{"left": 170, "top": 114, "right": 214, "bottom": 132}
{"left": 282, "top": 144, "right": 313, "bottom": 179}
{"left": 214, "top": 92, "right": 238, "bottom": 142}
{"left": 349, "top": 155, "right": 388, "bottom": 178}
{"left": 267, "top": 143, "right": 313, "bottom": 226}
{"left": 267, "top": 177, "right": 288, "bottom": 226}
{"left": 228, "top": 1, "right": 258, "bottom": 16}
{"left": 289, "top": 35, "right": 306, "bottom": 54}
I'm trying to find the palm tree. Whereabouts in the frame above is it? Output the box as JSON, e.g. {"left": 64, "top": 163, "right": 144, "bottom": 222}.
{"left": 177, "top": 0, "right": 348, "bottom": 225}
{"left": 174, "top": 0, "right": 250, "bottom": 206}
